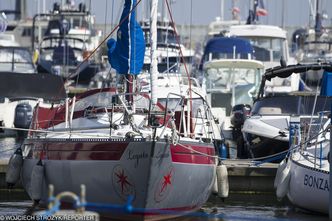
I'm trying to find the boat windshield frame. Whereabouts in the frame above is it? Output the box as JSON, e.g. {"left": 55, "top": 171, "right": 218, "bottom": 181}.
{"left": 251, "top": 95, "right": 332, "bottom": 116}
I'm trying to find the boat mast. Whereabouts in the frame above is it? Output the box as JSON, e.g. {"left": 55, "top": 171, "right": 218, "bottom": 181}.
{"left": 220, "top": 0, "right": 224, "bottom": 21}
{"left": 150, "top": 0, "right": 158, "bottom": 107}
{"left": 314, "top": 0, "right": 321, "bottom": 41}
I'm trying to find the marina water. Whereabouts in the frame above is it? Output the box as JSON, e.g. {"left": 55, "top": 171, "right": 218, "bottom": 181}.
{"left": 0, "top": 138, "right": 328, "bottom": 221}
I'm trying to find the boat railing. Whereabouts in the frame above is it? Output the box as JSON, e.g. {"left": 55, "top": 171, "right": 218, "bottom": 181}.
{"left": 30, "top": 90, "right": 214, "bottom": 141}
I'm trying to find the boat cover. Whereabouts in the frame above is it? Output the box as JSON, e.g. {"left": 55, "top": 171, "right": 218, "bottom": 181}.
{"left": 203, "top": 37, "right": 253, "bottom": 56}
{"left": 320, "top": 71, "right": 332, "bottom": 96}
{"left": 107, "top": 0, "right": 145, "bottom": 75}
{"left": 0, "top": 72, "right": 66, "bottom": 101}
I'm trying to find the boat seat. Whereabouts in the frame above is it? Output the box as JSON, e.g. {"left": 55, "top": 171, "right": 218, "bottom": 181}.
{"left": 258, "top": 107, "right": 282, "bottom": 115}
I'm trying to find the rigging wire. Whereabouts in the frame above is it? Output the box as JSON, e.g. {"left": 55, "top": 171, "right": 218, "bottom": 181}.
{"left": 165, "top": 0, "right": 194, "bottom": 135}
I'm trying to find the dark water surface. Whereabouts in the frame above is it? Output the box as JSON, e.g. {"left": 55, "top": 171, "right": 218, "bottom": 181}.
{"left": 0, "top": 138, "right": 328, "bottom": 221}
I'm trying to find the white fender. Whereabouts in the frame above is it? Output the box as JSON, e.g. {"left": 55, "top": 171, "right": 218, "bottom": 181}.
{"left": 212, "top": 172, "right": 218, "bottom": 194}
{"left": 30, "top": 160, "right": 44, "bottom": 202}
{"left": 216, "top": 164, "right": 229, "bottom": 198}
{"left": 6, "top": 148, "right": 23, "bottom": 187}
{"left": 276, "top": 160, "right": 291, "bottom": 200}
{"left": 274, "top": 158, "right": 287, "bottom": 189}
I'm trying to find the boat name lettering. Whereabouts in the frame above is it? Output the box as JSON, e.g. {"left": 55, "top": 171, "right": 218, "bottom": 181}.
{"left": 304, "top": 174, "right": 329, "bottom": 191}
{"left": 127, "top": 150, "right": 148, "bottom": 168}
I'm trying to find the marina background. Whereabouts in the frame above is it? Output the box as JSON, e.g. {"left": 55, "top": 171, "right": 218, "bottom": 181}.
{"left": 0, "top": 0, "right": 331, "bottom": 220}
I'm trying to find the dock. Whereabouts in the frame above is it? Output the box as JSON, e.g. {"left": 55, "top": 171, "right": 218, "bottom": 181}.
{"left": 224, "top": 160, "right": 278, "bottom": 193}
{"left": 0, "top": 159, "right": 278, "bottom": 192}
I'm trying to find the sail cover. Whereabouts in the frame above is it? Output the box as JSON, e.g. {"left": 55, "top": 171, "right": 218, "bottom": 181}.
{"left": 107, "top": 0, "right": 145, "bottom": 75}
{"left": 320, "top": 71, "right": 332, "bottom": 96}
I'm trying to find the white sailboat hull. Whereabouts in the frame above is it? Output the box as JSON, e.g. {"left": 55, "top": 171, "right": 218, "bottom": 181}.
{"left": 287, "top": 153, "right": 329, "bottom": 214}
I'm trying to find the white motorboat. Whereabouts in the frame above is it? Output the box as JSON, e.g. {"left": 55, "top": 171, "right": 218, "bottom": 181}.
{"left": 0, "top": 46, "right": 65, "bottom": 137}
{"left": 207, "top": 0, "right": 299, "bottom": 95}
{"left": 34, "top": 1, "right": 102, "bottom": 85}
{"left": 238, "top": 63, "right": 332, "bottom": 160}
{"left": 200, "top": 37, "right": 264, "bottom": 149}
{"left": 141, "top": 20, "right": 194, "bottom": 74}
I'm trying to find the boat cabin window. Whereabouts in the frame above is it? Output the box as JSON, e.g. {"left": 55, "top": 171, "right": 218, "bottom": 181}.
{"left": 0, "top": 48, "right": 35, "bottom": 73}
{"left": 303, "top": 41, "right": 332, "bottom": 62}
{"left": 243, "top": 37, "right": 285, "bottom": 62}
{"left": 157, "top": 98, "right": 207, "bottom": 119}
{"left": 74, "top": 92, "right": 115, "bottom": 111}
{"left": 144, "top": 29, "right": 177, "bottom": 45}
{"left": 205, "top": 66, "right": 261, "bottom": 111}
{"left": 251, "top": 96, "right": 332, "bottom": 115}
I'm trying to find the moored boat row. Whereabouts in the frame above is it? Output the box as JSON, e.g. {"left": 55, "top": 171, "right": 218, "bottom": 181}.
{"left": 1, "top": 0, "right": 332, "bottom": 219}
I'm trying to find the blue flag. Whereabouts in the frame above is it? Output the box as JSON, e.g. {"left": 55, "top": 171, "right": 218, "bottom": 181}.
{"left": 107, "top": 0, "right": 145, "bottom": 75}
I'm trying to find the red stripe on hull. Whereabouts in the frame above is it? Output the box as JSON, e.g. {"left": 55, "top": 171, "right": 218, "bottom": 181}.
{"left": 28, "top": 141, "right": 128, "bottom": 160}
{"left": 27, "top": 140, "right": 215, "bottom": 165}
{"left": 170, "top": 144, "right": 215, "bottom": 165}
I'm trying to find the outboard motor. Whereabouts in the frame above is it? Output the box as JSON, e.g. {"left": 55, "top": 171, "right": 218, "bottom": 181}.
{"left": 230, "top": 104, "right": 251, "bottom": 129}
{"left": 14, "top": 103, "right": 33, "bottom": 137}
{"left": 230, "top": 104, "right": 251, "bottom": 159}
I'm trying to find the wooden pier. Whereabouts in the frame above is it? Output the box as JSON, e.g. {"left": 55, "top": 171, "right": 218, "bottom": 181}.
{"left": 224, "top": 159, "right": 278, "bottom": 193}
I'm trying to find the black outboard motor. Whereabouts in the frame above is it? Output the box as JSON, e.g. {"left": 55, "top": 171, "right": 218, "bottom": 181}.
{"left": 230, "top": 104, "right": 251, "bottom": 129}
{"left": 230, "top": 104, "right": 251, "bottom": 159}
{"left": 14, "top": 103, "right": 33, "bottom": 137}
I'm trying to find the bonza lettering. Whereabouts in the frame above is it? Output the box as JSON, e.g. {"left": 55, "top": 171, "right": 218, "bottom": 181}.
{"left": 304, "top": 174, "right": 329, "bottom": 191}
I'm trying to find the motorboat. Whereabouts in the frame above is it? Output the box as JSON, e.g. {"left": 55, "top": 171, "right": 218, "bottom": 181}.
{"left": 291, "top": 0, "right": 332, "bottom": 85}
{"left": 141, "top": 20, "right": 194, "bottom": 74}
{"left": 34, "top": 1, "right": 102, "bottom": 85}
{"left": 20, "top": 1, "right": 217, "bottom": 220}
{"left": 206, "top": 0, "right": 300, "bottom": 95}
{"left": 0, "top": 46, "right": 66, "bottom": 137}
{"left": 276, "top": 70, "right": 332, "bottom": 214}
{"left": 237, "top": 63, "right": 332, "bottom": 160}
{"left": 201, "top": 37, "right": 264, "bottom": 149}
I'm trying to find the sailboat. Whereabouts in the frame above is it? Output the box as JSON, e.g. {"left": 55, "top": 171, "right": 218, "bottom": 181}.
{"left": 19, "top": 0, "right": 217, "bottom": 220}
{"left": 276, "top": 69, "right": 332, "bottom": 214}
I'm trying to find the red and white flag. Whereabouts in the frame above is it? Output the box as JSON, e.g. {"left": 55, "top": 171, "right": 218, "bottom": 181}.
{"left": 256, "top": 8, "right": 268, "bottom": 16}
{"left": 232, "top": 7, "right": 240, "bottom": 14}
{"left": 256, "top": 0, "right": 268, "bottom": 16}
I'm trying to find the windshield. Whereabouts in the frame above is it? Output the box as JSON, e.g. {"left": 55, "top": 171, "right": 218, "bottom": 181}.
{"left": 0, "top": 48, "right": 35, "bottom": 73}
{"left": 303, "top": 42, "right": 332, "bottom": 61}
{"left": 205, "top": 67, "right": 261, "bottom": 108}
{"left": 243, "top": 37, "right": 285, "bottom": 62}
{"left": 144, "top": 29, "right": 177, "bottom": 45}
{"left": 252, "top": 95, "right": 332, "bottom": 115}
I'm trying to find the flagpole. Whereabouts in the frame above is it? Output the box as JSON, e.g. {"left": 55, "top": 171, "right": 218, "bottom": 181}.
{"left": 281, "top": 0, "right": 285, "bottom": 28}
{"left": 220, "top": 0, "right": 224, "bottom": 21}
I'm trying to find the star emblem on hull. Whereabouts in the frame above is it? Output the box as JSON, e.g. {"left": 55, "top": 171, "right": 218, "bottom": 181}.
{"left": 154, "top": 167, "right": 174, "bottom": 203}
{"left": 112, "top": 165, "right": 136, "bottom": 201}
{"left": 115, "top": 169, "right": 133, "bottom": 194}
